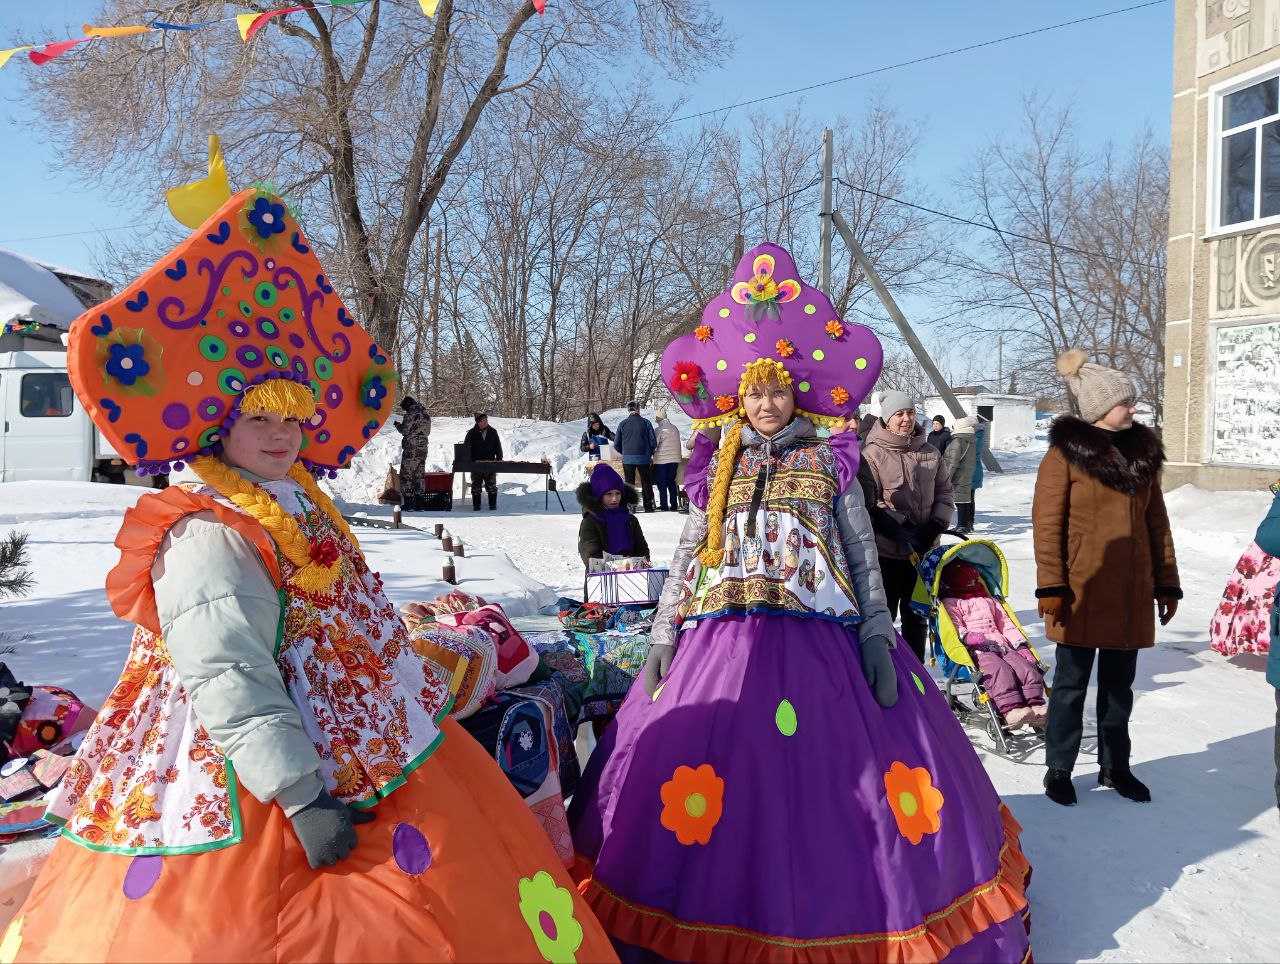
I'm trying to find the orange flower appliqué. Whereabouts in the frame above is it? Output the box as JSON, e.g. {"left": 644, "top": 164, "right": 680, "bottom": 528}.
{"left": 775, "top": 338, "right": 796, "bottom": 358}
{"left": 695, "top": 325, "right": 713, "bottom": 342}
{"left": 715, "top": 393, "right": 737, "bottom": 412}
{"left": 884, "top": 761, "right": 944, "bottom": 844}
{"left": 659, "top": 764, "right": 724, "bottom": 845}
{"left": 830, "top": 386, "right": 850, "bottom": 406}
{"left": 825, "top": 319, "right": 845, "bottom": 339}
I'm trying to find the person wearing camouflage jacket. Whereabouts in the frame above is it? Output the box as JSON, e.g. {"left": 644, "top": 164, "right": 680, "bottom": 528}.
{"left": 395, "top": 397, "right": 432, "bottom": 510}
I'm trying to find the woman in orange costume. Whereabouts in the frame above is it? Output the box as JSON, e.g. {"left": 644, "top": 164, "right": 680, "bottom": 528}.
{"left": 1, "top": 189, "right": 614, "bottom": 963}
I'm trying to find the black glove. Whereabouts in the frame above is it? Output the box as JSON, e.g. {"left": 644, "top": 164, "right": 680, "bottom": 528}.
{"left": 859, "top": 635, "right": 898, "bottom": 708}
{"left": 917, "top": 521, "right": 944, "bottom": 550}
{"left": 289, "top": 791, "right": 374, "bottom": 869}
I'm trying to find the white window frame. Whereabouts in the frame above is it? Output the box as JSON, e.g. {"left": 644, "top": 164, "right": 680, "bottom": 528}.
{"left": 1206, "top": 58, "right": 1280, "bottom": 237}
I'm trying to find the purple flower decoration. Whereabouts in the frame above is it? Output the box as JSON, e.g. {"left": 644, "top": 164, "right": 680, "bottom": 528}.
{"left": 106, "top": 342, "right": 150, "bottom": 386}
{"left": 363, "top": 374, "right": 388, "bottom": 411}
{"left": 247, "top": 196, "right": 287, "bottom": 239}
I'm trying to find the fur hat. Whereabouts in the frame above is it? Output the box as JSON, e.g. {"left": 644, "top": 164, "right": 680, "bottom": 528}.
{"left": 1056, "top": 349, "right": 1134, "bottom": 423}
{"left": 953, "top": 415, "right": 978, "bottom": 434}
{"left": 655, "top": 406, "right": 668, "bottom": 421}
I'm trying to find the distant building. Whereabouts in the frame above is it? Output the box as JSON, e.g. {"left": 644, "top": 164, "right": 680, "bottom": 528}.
{"left": 920, "top": 386, "right": 1038, "bottom": 445}
{"left": 0, "top": 247, "right": 111, "bottom": 353}
{"left": 1166, "top": 0, "right": 1280, "bottom": 489}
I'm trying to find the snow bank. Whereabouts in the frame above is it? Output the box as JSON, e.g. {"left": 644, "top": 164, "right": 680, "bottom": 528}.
{"left": 0, "top": 247, "right": 87, "bottom": 327}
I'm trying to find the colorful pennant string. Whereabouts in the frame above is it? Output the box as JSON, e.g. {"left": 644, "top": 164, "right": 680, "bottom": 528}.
{"left": 1, "top": 0, "right": 549, "bottom": 71}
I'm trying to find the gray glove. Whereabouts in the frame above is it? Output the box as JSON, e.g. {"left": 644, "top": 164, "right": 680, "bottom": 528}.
{"left": 289, "top": 791, "right": 375, "bottom": 869}
{"left": 643, "top": 643, "right": 676, "bottom": 698}
{"left": 859, "top": 634, "right": 898, "bottom": 708}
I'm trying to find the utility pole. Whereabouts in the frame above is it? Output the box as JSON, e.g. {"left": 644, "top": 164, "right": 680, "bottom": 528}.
{"left": 819, "top": 128, "right": 834, "bottom": 297}
{"left": 831, "top": 209, "right": 1002, "bottom": 473}
{"left": 429, "top": 227, "right": 442, "bottom": 408}
{"left": 997, "top": 334, "right": 1004, "bottom": 394}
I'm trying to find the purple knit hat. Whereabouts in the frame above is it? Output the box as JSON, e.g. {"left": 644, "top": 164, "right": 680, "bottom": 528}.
{"left": 660, "top": 243, "right": 883, "bottom": 429}
{"left": 590, "top": 462, "right": 626, "bottom": 499}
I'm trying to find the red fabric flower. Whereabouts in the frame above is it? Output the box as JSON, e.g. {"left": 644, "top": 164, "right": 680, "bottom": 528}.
{"left": 668, "top": 360, "right": 704, "bottom": 396}
{"left": 310, "top": 537, "right": 340, "bottom": 568}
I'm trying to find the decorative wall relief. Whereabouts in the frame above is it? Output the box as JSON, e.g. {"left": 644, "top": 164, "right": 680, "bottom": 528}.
{"left": 1199, "top": 0, "right": 1280, "bottom": 76}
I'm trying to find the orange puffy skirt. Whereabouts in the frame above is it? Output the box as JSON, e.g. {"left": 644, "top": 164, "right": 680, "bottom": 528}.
{"left": 3, "top": 719, "right": 616, "bottom": 963}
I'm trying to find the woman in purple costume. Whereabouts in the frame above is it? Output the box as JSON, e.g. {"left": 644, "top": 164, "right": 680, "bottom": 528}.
{"left": 569, "top": 244, "right": 1032, "bottom": 963}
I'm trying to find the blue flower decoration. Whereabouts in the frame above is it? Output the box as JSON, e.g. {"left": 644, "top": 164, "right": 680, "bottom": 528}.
{"left": 105, "top": 343, "right": 150, "bottom": 387}
{"left": 363, "top": 375, "right": 388, "bottom": 411}
{"left": 247, "top": 197, "right": 287, "bottom": 239}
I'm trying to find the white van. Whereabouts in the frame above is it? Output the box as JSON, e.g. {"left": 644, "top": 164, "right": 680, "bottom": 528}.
{"left": 0, "top": 350, "right": 132, "bottom": 483}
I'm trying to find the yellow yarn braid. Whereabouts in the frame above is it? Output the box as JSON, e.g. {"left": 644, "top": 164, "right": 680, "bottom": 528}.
{"left": 699, "top": 419, "right": 745, "bottom": 568}
{"left": 287, "top": 463, "right": 360, "bottom": 551}
{"left": 191, "top": 456, "right": 341, "bottom": 594}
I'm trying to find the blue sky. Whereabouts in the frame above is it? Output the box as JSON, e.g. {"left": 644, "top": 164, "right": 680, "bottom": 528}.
{"left": 0, "top": 0, "right": 1174, "bottom": 278}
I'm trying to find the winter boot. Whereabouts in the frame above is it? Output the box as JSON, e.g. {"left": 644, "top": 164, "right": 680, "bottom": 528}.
{"left": 1044, "top": 768, "right": 1076, "bottom": 807}
{"left": 488, "top": 492, "right": 498, "bottom": 511}
{"left": 472, "top": 491, "right": 481, "bottom": 511}
{"left": 1098, "top": 768, "right": 1151, "bottom": 802}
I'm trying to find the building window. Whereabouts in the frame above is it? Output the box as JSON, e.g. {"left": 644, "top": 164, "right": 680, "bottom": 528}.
{"left": 1215, "top": 71, "right": 1280, "bottom": 229}
{"left": 19, "top": 373, "right": 74, "bottom": 418}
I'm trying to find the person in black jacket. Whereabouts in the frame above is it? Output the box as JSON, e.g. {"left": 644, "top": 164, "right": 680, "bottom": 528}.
{"left": 462, "top": 412, "right": 503, "bottom": 510}
{"left": 579, "top": 413, "right": 615, "bottom": 461}
{"left": 927, "top": 415, "right": 952, "bottom": 454}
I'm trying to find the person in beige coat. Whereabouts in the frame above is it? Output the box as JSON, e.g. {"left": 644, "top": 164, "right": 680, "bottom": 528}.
{"left": 1033, "top": 350, "right": 1181, "bottom": 808}
{"left": 858, "top": 390, "right": 955, "bottom": 661}
{"left": 652, "top": 407, "right": 683, "bottom": 511}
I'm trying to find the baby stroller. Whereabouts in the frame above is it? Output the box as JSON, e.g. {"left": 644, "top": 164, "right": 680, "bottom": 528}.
{"left": 913, "top": 536, "right": 1050, "bottom": 756}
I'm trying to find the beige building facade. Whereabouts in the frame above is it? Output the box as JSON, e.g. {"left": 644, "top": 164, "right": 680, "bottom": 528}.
{"left": 1166, "top": 0, "right": 1280, "bottom": 489}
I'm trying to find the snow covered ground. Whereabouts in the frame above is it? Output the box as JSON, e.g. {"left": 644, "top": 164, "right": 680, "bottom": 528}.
{"left": 1, "top": 420, "right": 1278, "bottom": 961}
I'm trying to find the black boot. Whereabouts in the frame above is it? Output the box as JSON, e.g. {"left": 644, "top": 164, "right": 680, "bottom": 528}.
{"left": 488, "top": 492, "right": 498, "bottom": 511}
{"left": 1099, "top": 768, "right": 1151, "bottom": 802}
{"left": 1044, "top": 768, "right": 1077, "bottom": 806}
{"left": 472, "top": 493, "right": 481, "bottom": 511}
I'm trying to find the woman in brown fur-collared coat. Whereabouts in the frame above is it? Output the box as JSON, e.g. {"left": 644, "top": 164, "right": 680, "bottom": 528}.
{"left": 1033, "top": 350, "right": 1181, "bottom": 808}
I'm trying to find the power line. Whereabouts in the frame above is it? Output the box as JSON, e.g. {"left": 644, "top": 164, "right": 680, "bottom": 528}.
{"left": 0, "top": 222, "right": 155, "bottom": 244}
{"left": 835, "top": 178, "right": 1163, "bottom": 272}
{"left": 664, "top": 1, "right": 1169, "bottom": 127}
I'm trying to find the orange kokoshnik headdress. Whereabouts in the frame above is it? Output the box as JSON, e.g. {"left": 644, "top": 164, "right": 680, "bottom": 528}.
{"left": 67, "top": 188, "right": 396, "bottom": 593}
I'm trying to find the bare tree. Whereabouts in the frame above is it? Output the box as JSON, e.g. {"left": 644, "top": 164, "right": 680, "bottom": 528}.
{"left": 27, "top": 0, "right": 728, "bottom": 351}
{"left": 950, "top": 97, "right": 1169, "bottom": 414}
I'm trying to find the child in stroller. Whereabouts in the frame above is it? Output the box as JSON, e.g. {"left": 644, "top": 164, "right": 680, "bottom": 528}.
{"left": 940, "top": 560, "right": 1046, "bottom": 729}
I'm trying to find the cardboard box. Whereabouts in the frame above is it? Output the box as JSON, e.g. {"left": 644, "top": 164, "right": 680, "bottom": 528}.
{"left": 585, "top": 569, "right": 669, "bottom": 605}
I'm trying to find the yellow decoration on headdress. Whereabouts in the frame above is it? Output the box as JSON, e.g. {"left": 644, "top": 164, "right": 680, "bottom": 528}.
{"left": 738, "top": 357, "right": 792, "bottom": 398}
{"left": 165, "top": 135, "right": 233, "bottom": 229}
{"left": 239, "top": 377, "right": 316, "bottom": 421}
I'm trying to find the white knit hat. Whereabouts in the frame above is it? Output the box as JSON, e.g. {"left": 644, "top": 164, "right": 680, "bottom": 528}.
{"left": 1056, "top": 349, "right": 1135, "bottom": 423}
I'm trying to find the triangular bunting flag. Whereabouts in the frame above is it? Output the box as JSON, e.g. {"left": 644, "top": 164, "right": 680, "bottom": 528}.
{"left": 418, "top": 0, "right": 440, "bottom": 17}
{"left": 533, "top": 0, "right": 546, "bottom": 12}
{"left": 28, "top": 38, "right": 91, "bottom": 66}
{"left": 237, "top": 7, "right": 306, "bottom": 43}
{"left": 0, "top": 46, "right": 33, "bottom": 70}
{"left": 83, "top": 24, "right": 152, "bottom": 38}
{"left": 165, "top": 134, "right": 234, "bottom": 229}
